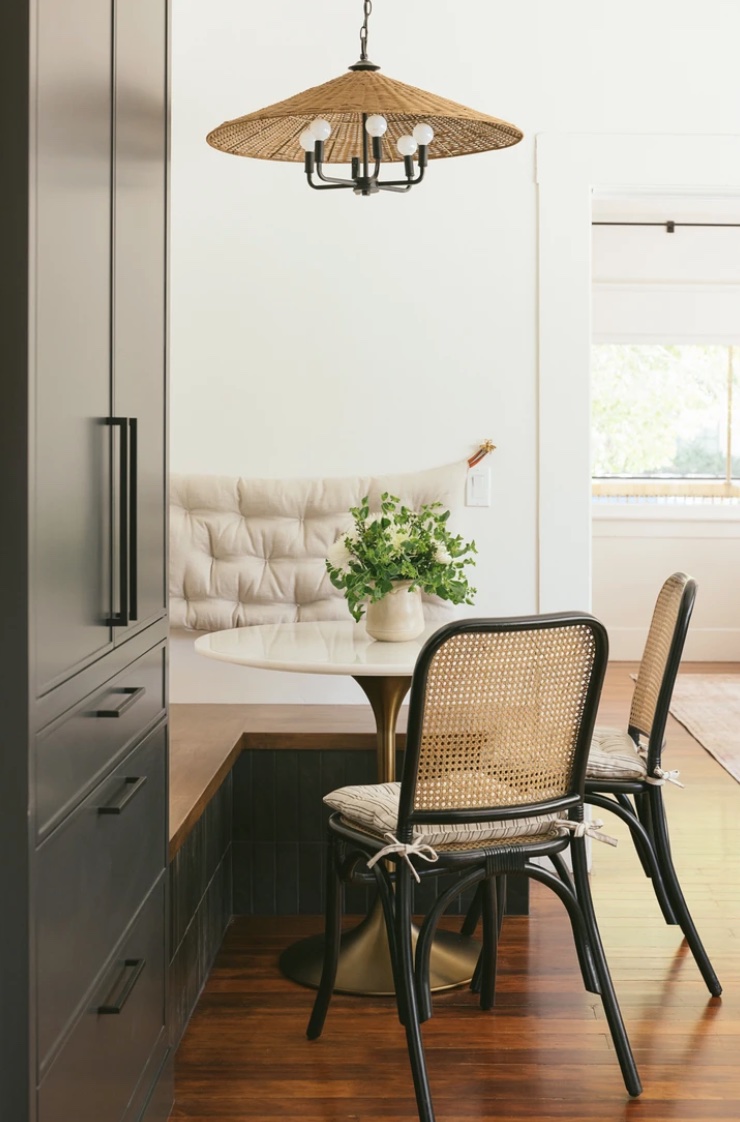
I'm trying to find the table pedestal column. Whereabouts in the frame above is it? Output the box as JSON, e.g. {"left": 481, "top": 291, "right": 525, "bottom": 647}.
{"left": 279, "top": 673, "right": 481, "bottom": 994}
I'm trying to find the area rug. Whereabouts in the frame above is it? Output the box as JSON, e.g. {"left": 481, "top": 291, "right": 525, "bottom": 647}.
{"left": 667, "top": 675, "right": 740, "bottom": 784}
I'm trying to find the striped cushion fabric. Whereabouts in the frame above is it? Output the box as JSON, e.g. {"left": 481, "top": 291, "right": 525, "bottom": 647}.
{"left": 323, "top": 781, "right": 558, "bottom": 847}
{"left": 587, "top": 727, "right": 647, "bottom": 781}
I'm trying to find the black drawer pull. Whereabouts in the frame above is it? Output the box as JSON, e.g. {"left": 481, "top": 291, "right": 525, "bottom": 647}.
{"left": 97, "top": 958, "right": 146, "bottom": 1015}
{"left": 95, "top": 685, "right": 146, "bottom": 718}
{"left": 97, "top": 775, "right": 147, "bottom": 815}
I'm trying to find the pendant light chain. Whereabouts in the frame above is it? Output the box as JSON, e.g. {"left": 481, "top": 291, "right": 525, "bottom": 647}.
{"left": 359, "top": 0, "right": 372, "bottom": 61}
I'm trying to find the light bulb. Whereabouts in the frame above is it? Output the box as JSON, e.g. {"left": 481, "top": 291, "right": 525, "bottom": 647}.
{"left": 412, "top": 123, "right": 434, "bottom": 146}
{"left": 299, "top": 129, "right": 316, "bottom": 151}
{"left": 309, "top": 118, "right": 332, "bottom": 141}
{"left": 365, "top": 114, "right": 388, "bottom": 137}
{"left": 396, "top": 135, "right": 418, "bottom": 157}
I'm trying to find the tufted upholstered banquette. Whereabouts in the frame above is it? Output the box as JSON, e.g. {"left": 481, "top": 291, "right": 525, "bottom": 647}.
{"left": 169, "top": 461, "right": 469, "bottom": 632}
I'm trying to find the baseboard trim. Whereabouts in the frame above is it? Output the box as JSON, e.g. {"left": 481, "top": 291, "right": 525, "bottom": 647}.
{"left": 606, "top": 628, "right": 740, "bottom": 661}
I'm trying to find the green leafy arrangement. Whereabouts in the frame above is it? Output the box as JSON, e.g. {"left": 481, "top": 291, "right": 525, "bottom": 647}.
{"left": 326, "top": 493, "right": 477, "bottom": 622}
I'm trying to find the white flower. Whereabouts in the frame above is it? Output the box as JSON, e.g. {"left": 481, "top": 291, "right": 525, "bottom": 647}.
{"left": 387, "top": 525, "right": 408, "bottom": 549}
{"left": 435, "top": 545, "right": 453, "bottom": 565}
{"left": 327, "top": 537, "right": 354, "bottom": 571}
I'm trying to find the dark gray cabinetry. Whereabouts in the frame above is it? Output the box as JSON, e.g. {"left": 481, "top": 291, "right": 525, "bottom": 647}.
{"left": 0, "top": 0, "right": 170, "bottom": 1118}
{"left": 34, "top": 0, "right": 115, "bottom": 688}
{"left": 35, "top": 0, "right": 168, "bottom": 693}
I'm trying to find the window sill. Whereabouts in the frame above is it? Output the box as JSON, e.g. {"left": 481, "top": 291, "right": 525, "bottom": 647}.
{"left": 592, "top": 501, "right": 740, "bottom": 522}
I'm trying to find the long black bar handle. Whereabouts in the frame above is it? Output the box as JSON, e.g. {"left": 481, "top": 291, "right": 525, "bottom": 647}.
{"left": 97, "top": 775, "right": 148, "bottom": 815}
{"left": 128, "top": 417, "right": 138, "bottom": 621}
{"left": 106, "top": 417, "right": 129, "bottom": 626}
{"left": 97, "top": 958, "right": 146, "bottom": 1014}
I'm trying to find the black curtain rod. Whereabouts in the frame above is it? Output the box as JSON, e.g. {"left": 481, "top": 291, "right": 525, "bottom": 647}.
{"left": 593, "top": 221, "right": 740, "bottom": 233}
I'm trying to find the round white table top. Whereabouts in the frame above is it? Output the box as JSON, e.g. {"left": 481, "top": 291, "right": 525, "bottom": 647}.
{"left": 194, "top": 620, "right": 441, "bottom": 677}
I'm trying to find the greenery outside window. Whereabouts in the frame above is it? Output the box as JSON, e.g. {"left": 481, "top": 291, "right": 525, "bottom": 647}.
{"left": 592, "top": 344, "right": 740, "bottom": 502}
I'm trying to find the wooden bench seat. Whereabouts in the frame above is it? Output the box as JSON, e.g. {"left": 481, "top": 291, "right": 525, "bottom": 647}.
{"left": 169, "top": 703, "right": 408, "bottom": 859}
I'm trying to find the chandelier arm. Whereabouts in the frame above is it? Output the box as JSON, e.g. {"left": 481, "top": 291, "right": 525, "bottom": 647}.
{"left": 377, "top": 183, "right": 413, "bottom": 193}
{"left": 314, "top": 163, "right": 357, "bottom": 187}
{"left": 306, "top": 175, "right": 354, "bottom": 191}
{"left": 377, "top": 165, "right": 426, "bottom": 189}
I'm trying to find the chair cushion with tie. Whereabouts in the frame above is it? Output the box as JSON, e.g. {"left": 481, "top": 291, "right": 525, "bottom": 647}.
{"left": 324, "top": 780, "right": 561, "bottom": 848}
{"left": 586, "top": 727, "right": 647, "bottom": 780}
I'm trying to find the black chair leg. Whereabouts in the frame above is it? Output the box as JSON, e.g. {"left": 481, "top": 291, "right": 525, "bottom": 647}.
{"left": 469, "top": 875, "right": 505, "bottom": 994}
{"left": 495, "top": 875, "right": 507, "bottom": 936}
{"left": 477, "top": 877, "right": 499, "bottom": 1010}
{"left": 587, "top": 791, "right": 677, "bottom": 926}
{"left": 648, "top": 788, "right": 722, "bottom": 997}
{"left": 549, "top": 852, "right": 600, "bottom": 994}
{"left": 460, "top": 882, "right": 483, "bottom": 936}
{"left": 307, "top": 835, "right": 343, "bottom": 1040}
{"left": 570, "top": 837, "right": 643, "bottom": 1097}
{"left": 395, "top": 865, "right": 436, "bottom": 1122}
{"left": 616, "top": 793, "right": 655, "bottom": 880}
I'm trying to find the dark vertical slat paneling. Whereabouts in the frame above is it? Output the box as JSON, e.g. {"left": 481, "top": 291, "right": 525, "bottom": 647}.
{"left": 168, "top": 774, "right": 232, "bottom": 1048}
{"left": 319, "top": 752, "right": 346, "bottom": 808}
{"left": 171, "top": 816, "right": 205, "bottom": 952}
{"left": 274, "top": 751, "right": 299, "bottom": 844}
{"left": 297, "top": 749, "right": 323, "bottom": 843}
{"left": 296, "top": 843, "right": 324, "bottom": 916}
{"left": 251, "top": 844, "right": 277, "bottom": 915}
{"left": 231, "top": 752, "right": 252, "bottom": 843}
{"left": 251, "top": 752, "right": 276, "bottom": 844}
{"left": 275, "top": 845, "right": 300, "bottom": 915}
{"left": 231, "top": 842, "right": 253, "bottom": 915}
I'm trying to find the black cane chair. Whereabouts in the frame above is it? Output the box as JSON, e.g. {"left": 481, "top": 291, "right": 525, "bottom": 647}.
{"left": 307, "top": 615, "right": 642, "bottom": 1121}
{"left": 584, "top": 572, "right": 721, "bottom": 997}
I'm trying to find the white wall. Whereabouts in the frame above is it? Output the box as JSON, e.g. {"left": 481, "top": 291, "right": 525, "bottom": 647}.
{"left": 171, "top": 1, "right": 740, "bottom": 700}
{"left": 593, "top": 509, "right": 740, "bottom": 660}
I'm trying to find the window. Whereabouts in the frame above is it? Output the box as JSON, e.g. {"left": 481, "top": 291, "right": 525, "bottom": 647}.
{"left": 591, "top": 343, "right": 740, "bottom": 501}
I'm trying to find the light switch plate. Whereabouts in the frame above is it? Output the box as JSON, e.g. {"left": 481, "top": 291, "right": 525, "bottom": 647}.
{"left": 466, "top": 466, "right": 491, "bottom": 507}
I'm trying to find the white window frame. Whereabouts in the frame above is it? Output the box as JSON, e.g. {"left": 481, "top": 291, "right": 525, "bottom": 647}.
{"left": 536, "top": 133, "right": 740, "bottom": 613}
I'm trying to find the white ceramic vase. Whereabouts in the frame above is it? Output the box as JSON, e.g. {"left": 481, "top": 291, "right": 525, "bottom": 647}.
{"left": 365, "top": 581, "right": 425, "bottom": 642}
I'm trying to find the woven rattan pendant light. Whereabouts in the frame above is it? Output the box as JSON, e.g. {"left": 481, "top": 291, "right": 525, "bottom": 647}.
{"left": 206, "top": 1, "right": 523, "bottom": 196}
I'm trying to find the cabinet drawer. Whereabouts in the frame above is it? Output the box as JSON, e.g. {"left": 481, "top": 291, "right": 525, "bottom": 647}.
{"left": 39, "top": 880, "right": 167, "bottom": 1122}
{"left": 37, "top": 724, "right": 166, "bottom": 1065}
{"left": 36, "top": 643, "right": 165, "bottom": 838}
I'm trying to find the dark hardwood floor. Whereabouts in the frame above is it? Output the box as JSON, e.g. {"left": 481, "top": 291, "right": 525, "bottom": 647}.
{"left": 170, "top": 663, "right": 740, "bottom": 1121}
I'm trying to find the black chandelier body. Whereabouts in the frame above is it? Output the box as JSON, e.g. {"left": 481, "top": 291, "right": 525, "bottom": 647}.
{"left": 302, "top": 2, "right": 432, "bottom": 196}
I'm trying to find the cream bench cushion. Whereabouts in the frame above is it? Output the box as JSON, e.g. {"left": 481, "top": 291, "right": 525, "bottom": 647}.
{"left": 170, "top": 461, "right": 468, "bottom": 632}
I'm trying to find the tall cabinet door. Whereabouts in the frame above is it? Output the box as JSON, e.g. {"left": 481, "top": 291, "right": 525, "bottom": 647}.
{"left": 34, "top": 0, "right": 114, "bottom": 692}
{"left": 113, "top": 0, "right": 168, "bottom": 641}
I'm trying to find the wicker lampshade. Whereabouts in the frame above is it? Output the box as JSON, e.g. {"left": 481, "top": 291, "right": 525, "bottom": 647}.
{"left": 206, "top": 68, "right": 523, "bottom": 164}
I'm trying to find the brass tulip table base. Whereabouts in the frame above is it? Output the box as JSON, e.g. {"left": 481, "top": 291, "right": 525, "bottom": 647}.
{"left": 279, "top": 900, "right": 481, "bottom": 994}
{"left": 280, "top": 673, "right": 482, "bottom": 996}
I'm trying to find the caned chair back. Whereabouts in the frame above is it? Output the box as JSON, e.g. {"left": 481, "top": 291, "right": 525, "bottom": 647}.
{"left": 397, "top": 615, "right": 608, "bottom": 838}
{"left": 629, "top": 573, "right": 696, "bottom": 765}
